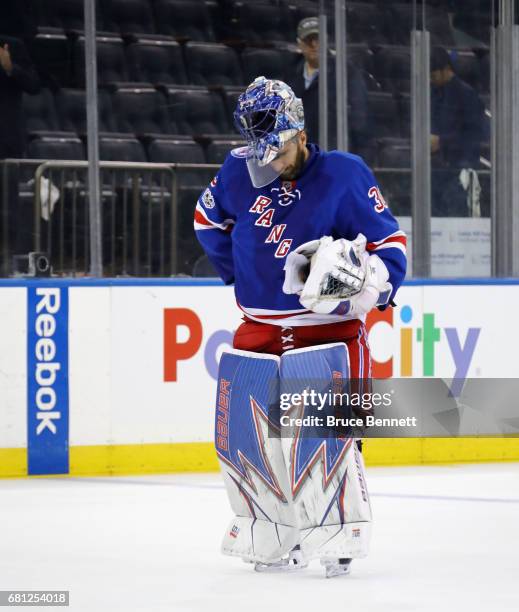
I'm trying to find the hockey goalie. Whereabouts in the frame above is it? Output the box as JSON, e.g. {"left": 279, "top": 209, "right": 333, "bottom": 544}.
{"left": 194, "top": 77, "right": 407, "bottom": 577}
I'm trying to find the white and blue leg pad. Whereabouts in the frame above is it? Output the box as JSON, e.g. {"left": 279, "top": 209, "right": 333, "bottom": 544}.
{"left": 216, "top": 344, "right": 372, "bottom": 564}
{"left": 215, "top": 349, "right": 299, "bottom": 564}
{"left": 280, "top": 343, "right": 372, "bottom": 561}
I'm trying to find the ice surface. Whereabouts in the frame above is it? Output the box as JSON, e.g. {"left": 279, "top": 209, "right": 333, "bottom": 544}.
{"left": 1, "top": 463, "right": 518, "bottom": 611}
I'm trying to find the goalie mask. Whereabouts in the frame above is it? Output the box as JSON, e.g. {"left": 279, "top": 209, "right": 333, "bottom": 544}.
{"left": 234, "top": 77, "right": 305, "bottom": 188}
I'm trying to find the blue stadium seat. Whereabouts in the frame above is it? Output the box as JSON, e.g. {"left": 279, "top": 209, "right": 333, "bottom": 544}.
{"left": 23, "top": 89, "right": 61, "bottom": 137}
{"left": 164, "top": 88, "right": 231, "bottom": 136}
{"left": 103, "top": 0, "right": 156, "bottom": 36}
{"left": 235, "top": 2, "right": 291, "bottom": 44}
{"left": 241, "top": 48, "right": 292, "bottom": 85}
{"left": 372, "top": 46, "right": 411, "bottom": 94}
{"left": 153, "top": 0, "right": 215, "bottom": 41}
{"left": 26, "top": 135, "right": 85, "bottom": 160}
{"left": 385, "top": 3, "right": 455, "bottom": 46}
{"left": 185, "top": 43, "right": 244, "bottom": 87}
{"left": 148, "top": 138, "right": 209, "bottom": 187}
{"left": 73, "top": 36, "right": 129, "bottom": 87}
{"left": 366, "top": 92, "right": 402, "bottom": 139}
{"left": 56, "top": 88, "right": 117, "bottom": 134}
{"left": 99, "top": 136, "right": 147, "bottom": 162}
{"left": 112, "top": 87, "right": 173, "bottom": 137}
{"left": 206, "top": 138, "right": 245, "bottom": 165}
{"left": 347, "top": 2, "right": 388, "bottom": 45}
{"left": 127, "top": 40, "right": 188, "bottom": 85}
{"left": 377, "top": 137, "right": 411, "bottom": 168}
{"left": 32, "top": 32, "right": 72, "bottom": 88}
{"left": 347, "top": 44, "right": 375, "bottom": 75}
{"left": 34, "top": 0, "right": 93, "bottom": 33}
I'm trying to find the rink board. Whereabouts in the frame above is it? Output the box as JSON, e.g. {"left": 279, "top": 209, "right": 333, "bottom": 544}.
{"left": 0, "top": 278, "right": 518, "bottom": 477}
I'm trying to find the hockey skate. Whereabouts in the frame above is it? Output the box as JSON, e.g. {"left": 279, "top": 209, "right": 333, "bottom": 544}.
{"left": 254, "top": 545, "right": 308, "bottom": 573}
{"left": 321, "top": 558, "right": 352, "bottom": 578}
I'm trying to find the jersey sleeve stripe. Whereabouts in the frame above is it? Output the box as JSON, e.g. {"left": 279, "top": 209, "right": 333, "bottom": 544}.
{"left": 367, "top": 233, "right": 407, "bottom": 254}
{"left": 194, "top": 203, "right": 235, "bottom": 231}
{"left": 369, "top": 241, "right": 407, "bottom": 255}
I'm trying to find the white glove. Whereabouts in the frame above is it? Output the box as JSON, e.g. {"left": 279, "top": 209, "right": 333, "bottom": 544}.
{"left": 282, "top": 237, "right": 327, "bottom": 295}
{"left": 332, "top": 254, "right": 393, "bottom": 317}
{"left": 299, "top": 234, "right": 369, "bottom": 314}
{"left": 297, "top": 234, "right": 393, "bottom": 316}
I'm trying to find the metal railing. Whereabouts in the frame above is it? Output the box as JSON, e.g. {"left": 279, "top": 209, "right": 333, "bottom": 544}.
{"left": 0, "top": 159, "right": 218, "bottom": 277}
{"left": 0, "top": 159, "right": 492, "bottom": 278}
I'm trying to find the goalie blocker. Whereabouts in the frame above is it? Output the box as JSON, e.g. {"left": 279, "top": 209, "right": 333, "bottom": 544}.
{"left": 215, "top": 342, "right": 372, "bottom": 569}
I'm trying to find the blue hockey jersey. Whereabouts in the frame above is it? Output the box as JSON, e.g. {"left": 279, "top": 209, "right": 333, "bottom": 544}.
{"left": 194, "top": 144, "right": 407, "bottom": 326}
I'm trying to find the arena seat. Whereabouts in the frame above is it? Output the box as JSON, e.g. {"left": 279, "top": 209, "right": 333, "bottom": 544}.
{"left": 147, "top": 138, "right": 210, "bottom": 187}
{"left": 163, "top": 88, "right": 231, "bottom": 136}
{"left": 34, "top": 0, "right": 92, "bottom": 33}
{"left": 385, "top": 2, "right": 455, "bottom": 46}
{"left": 347, "top": 2, "right": 388, "bottom": 45}
{"left": 185, "top": 43, "right": 244, "bottom": 88}
{"left": 103, "top": 0, "right": 156, "bottom": 36}
{"left": 377, "top": 137, "right": 411, "bottom": 168}
{"left": 346, "top": 44, "right": 374, "bottom": 75}
{"left": 366, "top": 92, "right": 402, "bottom": 139}
{"left": 127, "top": 40, "right": 188, "bottom": 85}
{"left": 73, "top": 36, "right": 129, "bottom": 87}
{"left": 99, "top": 136, "right": 147, "bottom": 162}
{"left": 372, "top": 46, "right": 411, "bottom": 94}
{"left": 112, "top": 87, "right": 174, "bottom": 137}
{"left": 235, "top": 2, "right": 290, "bottom": 44}
{"left": 26, "top": 135, "right": 86, "bottom": 161}
{"left": 23, "top": 89, "right": 61, "bottom": 137}
{"left": 153, "top": 0, "right": 215, "bottom": 41}
{"left": 206, "top": 138, "right": 245, "bottom": 165}
{"left": 32, "top": 32, "right": 72, "bottom": 88}
{"left": 147, "top": 137, "right": 205, "bottom": 164}
{"left": 56, "top": 88, "right": 117, "bottom": 134}
{"left": 240, "top": 48, "right": 288, "bottom": 84}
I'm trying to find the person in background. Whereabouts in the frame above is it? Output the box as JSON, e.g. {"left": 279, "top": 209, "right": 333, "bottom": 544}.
{"left": 285, "top": 17, "right": 369, "bottom": 154}
{"left": 0, "top": 35, "right": 41, "bottom": 159}
{"left": 430, "top": 46, "right": 486, "bottom": 216}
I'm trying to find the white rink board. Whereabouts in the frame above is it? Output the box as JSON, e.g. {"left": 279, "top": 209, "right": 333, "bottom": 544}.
{"left": 0, "top": 288, "right": 27, "bottom": 448}
{"left": 107, "top": 286, "right": 242, "bottom": 445}
{"left": 1, "top": 281, "right": 518, "bottom": 450}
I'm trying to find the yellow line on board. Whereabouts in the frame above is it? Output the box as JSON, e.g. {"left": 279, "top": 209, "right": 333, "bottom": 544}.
{"left": 69, "top": 442, "right": 220, "bottom": 476}
{"left": 364, "top": 437, "right": 519, "bottom": 466}
{"left": 1, "top": 438, "right": 518, "bottom": 478}
{"left": 0, "top": 448, "right": 27, "bottom": 478}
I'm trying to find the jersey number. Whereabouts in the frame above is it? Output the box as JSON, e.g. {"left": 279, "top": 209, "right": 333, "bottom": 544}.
{"left": 368, "top": 187, "right": 388, "bottom": 213}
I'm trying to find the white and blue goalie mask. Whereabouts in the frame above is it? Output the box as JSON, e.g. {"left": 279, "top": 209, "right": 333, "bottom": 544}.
{"left": 233, "top": 77, "right": 305, "bottom": 188}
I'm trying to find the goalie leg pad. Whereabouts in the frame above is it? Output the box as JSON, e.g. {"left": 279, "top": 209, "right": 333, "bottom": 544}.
{"left": 279, "top": 343, "right": 372, "bottom": 560}
{"left": 215, "top": 349, "right": 299, "bottom": 563}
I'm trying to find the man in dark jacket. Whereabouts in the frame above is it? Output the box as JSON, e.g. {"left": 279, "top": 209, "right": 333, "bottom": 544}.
{"left": 0, "top": 35, "right": 41, "bottom": 159}
{"left": 285, "top": 17, "right": 369, "bottom": 153}
{"left": 430, "top": 46, "right": 486, "bottom": 216}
